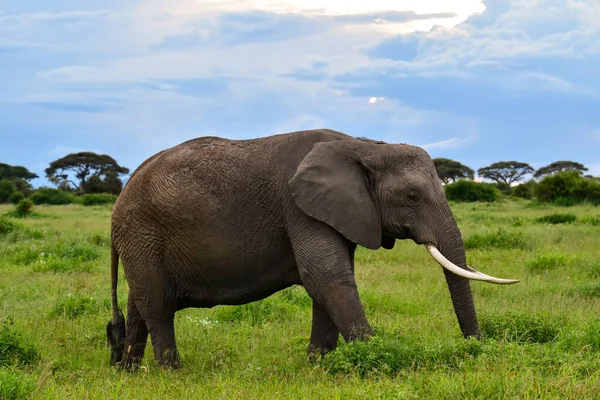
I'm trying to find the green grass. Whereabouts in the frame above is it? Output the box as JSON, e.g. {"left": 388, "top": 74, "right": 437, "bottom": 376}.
{"left": 0, "top": 201, "right": 600, "bottom": 398}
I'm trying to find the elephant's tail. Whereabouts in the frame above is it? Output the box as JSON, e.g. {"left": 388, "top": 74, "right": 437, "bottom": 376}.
{"left": 106, "top": 237, "right": 125, "bottom": 365}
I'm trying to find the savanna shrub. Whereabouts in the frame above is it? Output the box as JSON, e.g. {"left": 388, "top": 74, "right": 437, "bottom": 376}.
{"left": 0, "top": 316, "right": 39, "bottom": 367}
{"left": 30, "top": 187, "right": 76, "bottom": 205}
{"left": 536, "top": 213, "right": 577, "bottom": 224}
{"left": 14, "top": 199, "right": 34, "bottom": 218}
{"left": 8, "top": 191, "right": 25, "bottom": 204}
{"left": 512, "top": 180, "right": 537, "bottom": 199}
{"left": 495, "top": 182, "right": 512, "bottom": 196}
{"left": 535, "top": 171, "right": 600, "bottom": 205}
{"left": 81, "top": 193, "right": 117, "bottom": 206}
{"left": 445, "top": 180, "right": 498, "bottom": 202}
{"left": 0, "top": 179, "right": 16, "bottom": 203}
{"left": 480, "top": 311, "right": 563, "bottom": 344}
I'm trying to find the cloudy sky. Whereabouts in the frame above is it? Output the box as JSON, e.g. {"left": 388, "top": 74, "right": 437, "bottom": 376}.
{"left": 1, "top": 0, "right": 599, "bottom": 186}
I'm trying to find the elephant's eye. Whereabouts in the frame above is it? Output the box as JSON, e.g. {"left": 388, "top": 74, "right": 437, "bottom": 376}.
{"left": 407, "top": 190, "right": 421, "bottom": 204}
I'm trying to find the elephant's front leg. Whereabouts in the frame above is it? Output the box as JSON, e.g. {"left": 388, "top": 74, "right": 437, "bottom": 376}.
{"left": 308, "top": 300, "right": 339, "bottom": 358}
{"left": 291, "top": 228, "right": 373, "bottom": 344}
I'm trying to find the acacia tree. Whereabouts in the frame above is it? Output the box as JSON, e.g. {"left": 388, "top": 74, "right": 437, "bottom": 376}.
{"left": 45, "top": 152, "right": 129, "bottom": 193}
{"left": 433, "top": 158, "right": 474, "bottom": 184}
{"left": 477, "top": 161, "right": 534, "bottom": 185}
{"left": 534, "top": 161, "right": 588, "bottom": 179}
{"left": 0, "top": 163, "right": 38, "bottom": 196}
{"left": 0, "top": 163, "right": 38, "bottom": 181}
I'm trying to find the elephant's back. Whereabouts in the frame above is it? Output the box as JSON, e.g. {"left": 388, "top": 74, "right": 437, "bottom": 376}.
{"left": 112, "top": 129, "right": 353, "bottom": 227}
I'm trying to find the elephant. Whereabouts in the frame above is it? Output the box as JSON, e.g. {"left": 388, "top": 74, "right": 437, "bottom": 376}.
{"left": 106, "top": 128, "right": 518, "bottom": 369}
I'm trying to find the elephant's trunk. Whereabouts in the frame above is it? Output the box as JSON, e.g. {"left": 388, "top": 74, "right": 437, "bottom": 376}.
{"left": 434, "top": 221, "right": 481, "bottom": 338}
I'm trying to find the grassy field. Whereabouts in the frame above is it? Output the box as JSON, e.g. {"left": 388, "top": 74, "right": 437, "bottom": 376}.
{"left": 0, "top": 200, "right": 599, "bottom": 399}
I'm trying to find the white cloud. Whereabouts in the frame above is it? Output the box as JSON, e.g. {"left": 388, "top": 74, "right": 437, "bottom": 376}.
{"left": 587, "top": 163, "right": 600, "bottom": 176}
{"left": 272, "top": 113, "right": 326, "bottom": 134}
{"left": 368, "top": 96, "right": 385, "bottom": 103}
{"left": 48, "top": 145, "right": 106, "bottom": 156}
{"left": 420, "top": 134, "right": 476, "bottom": 150}
{"left": 0, "top": 10, "right": 115, "bottom": 24}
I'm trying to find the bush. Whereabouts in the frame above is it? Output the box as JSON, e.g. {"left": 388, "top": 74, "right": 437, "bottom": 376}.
{"left": 512, "top": 180, "right": 537, "bottom": 199}
{"left": 0, "top": 316, "right": 39, "bottom": 367}
{"left": 81, "top": 193, "right": 117, "bottom": 206}
{"left": 535, "top": 171, "right": 600, "bottom": 205}
{"left": 494, "top": 182, "right": 512, "bottom": 196}
{"left": 30, "top": 187, "right": 76, "bottom": 205}
{"left": 445, "top": 180, "right": 498, "bottom": 203}
{"left": 536, "top": 213, "right": 577, "bottom": 224}
{"left": 8, "top": 191, "right": 25, "bottom": 205}
{"left": 13, "top": 200, "right": 34, "bottom": 218}
{"left": 0, "top": 179, "right": 16, "bottom": 203}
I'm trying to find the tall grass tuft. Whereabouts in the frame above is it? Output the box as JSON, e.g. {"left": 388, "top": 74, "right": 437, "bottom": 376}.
{"left": 480, "top": 311, "right": 563, "bottom": 344}
{"left": 0, "top": 316, "right": 39, "bottom": 367}
{"left": 320, "top": 331, "right": 483, "bottom": 377}
{"left": 10, "top": 241, "right": 100, "bottom": 272}
{"left": 49, "top": 295, "right": 110, "bottom": 319}
{"left": 464, "top": 228, "right": 527, "bottom": 250}
{"left": 536, "top": 213, "right": 577, "bottom": 224}
{"left": 0, "top": 368, "right": 37, "bottom": 400}
{"left": 525, "top": 252, "right": 573, "bottom": 273}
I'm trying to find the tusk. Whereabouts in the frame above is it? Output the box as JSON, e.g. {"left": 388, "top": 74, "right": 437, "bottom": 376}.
{"left": 425, "top": 244, "right": 520, "bottom": 285}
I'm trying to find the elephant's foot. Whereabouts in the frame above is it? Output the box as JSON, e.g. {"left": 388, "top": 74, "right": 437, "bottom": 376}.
{"left": 307, "top": 301, "right": 339, "bottom": 361}
{"left": 148, "top": 317, "right": 182, "bottom": 369}
{"left": 156, "top": 348, "right": 182, "bottom": 369}
{"left": 120, "top": 298, "right": 149, "bottom": 371}
{"left": 342, "top": 323, "right": 374, "bottom": 342}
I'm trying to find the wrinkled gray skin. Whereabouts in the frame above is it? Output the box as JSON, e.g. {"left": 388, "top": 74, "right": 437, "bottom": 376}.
{"left": 107, "top": 129, "right": 480, "bottom": 369}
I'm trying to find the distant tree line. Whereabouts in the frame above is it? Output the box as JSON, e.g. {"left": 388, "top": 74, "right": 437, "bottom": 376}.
{"left": 0, "top": 152, "right": 129, "bottom": 205}
{"left": 433, "top": 158, "right": 599, "bottom": 205}
{"left": 1, "top": 149, "right": 598, "bottom": 207}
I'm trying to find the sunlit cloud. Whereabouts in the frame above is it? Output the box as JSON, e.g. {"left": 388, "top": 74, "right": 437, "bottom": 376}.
{"left": 420, "top": 134, "right": 476, "bottom": 150}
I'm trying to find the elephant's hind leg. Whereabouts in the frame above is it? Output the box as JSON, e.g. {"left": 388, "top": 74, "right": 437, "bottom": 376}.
{"left": 147, "top": 313, "right": 181, "bottom": 369}
{"left": 308, "top": 300, "right": 339, "bottom": 358}
{"left": 122, "top": 296, "right": 149, "bottom": 370}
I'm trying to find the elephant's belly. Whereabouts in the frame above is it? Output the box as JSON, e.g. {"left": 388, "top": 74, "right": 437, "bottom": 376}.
{"left": 173, "top": 250, "right": 302, "bottom": 310}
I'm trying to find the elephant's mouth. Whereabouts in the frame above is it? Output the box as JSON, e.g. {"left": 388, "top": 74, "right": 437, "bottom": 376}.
{"left": 424, "top": 244, "right": 520, "bottom": 285}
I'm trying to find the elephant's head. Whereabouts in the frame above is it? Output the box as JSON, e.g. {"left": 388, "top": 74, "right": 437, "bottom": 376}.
{"left": 289, "top": 138, "right": 519, "bottom": 338}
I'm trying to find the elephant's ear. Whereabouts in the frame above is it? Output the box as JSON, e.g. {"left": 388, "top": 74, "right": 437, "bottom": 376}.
{"left": 289, "top": 141, "right": 381, "bottom": 250}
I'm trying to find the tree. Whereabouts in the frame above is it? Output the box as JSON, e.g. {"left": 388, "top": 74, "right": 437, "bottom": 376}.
{"left": 45, "top": 152, "right": 129, "bottom": 193}
{"left": 433, "top": 158, "right": 474, "bottom": 184}
{"left": 0, "top": 163, "right": 38, "bottom": 181}
{"left": 0, "top": 179, "right": 16, "bottom": 203}
{"left": 534, "top": 161, "right": 588, "bottom": 179}
{"left": 477, "top": 161, "right": 534, "bottom": 185}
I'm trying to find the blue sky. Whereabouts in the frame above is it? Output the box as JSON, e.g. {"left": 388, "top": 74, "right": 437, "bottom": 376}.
{"left": 1, "top": 0, "right": 599, "bottom": 187}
